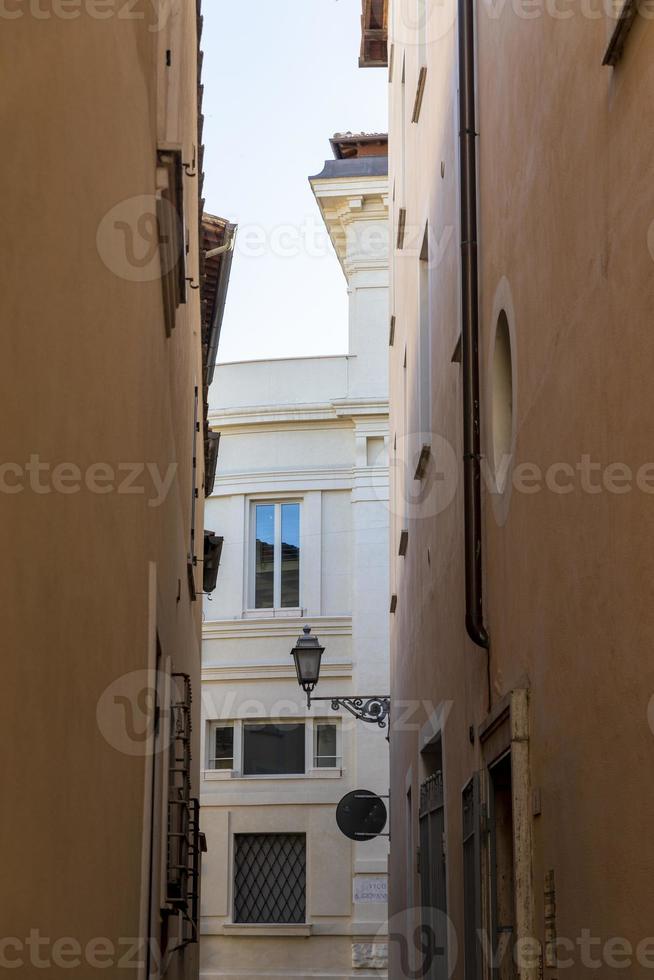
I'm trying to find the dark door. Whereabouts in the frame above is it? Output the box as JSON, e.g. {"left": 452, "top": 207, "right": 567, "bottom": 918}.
{"left": 462, "top": 774, "right": 482, "bottom": 980}
{"left": 489, "top": 753, "right": 516, "bottom": 980}
{"left": 419, "top": 772, "right": 448, "bottom": 980}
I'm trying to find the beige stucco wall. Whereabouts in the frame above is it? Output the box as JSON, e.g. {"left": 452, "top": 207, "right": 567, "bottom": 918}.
{"left": 388, "top": 2, "right": 654, "bottom": 978}
{"left": 1, "top": 4, "right": 206, "bottom": 978}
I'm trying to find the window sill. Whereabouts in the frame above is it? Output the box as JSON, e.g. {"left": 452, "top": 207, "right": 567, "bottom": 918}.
{"left": 204, "top": 770, "right": 345, "bottom": 781}
{"left": 222, "top": 923, "right": 312, "bottom": 938}
{"left": 202, "top": 769, "right": 234, "bottom": 781}
{"left": 243, "top": 608, "right": 303, "bottom": 620}
{"left": 308, "top": 767, "right": 343, "bottom": 779}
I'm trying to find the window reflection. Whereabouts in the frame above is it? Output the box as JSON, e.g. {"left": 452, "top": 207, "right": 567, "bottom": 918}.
{"left": 314, "top": 723, "right": 338, "bottom": 768}
{"left": 255, "top": 504, "right": 274, "bottom": 608}
{"left": 243, "top": 723, "right": 305, "bottom": 776}
{"left": 281, "top": 503, "right": 300, "bottom": 608}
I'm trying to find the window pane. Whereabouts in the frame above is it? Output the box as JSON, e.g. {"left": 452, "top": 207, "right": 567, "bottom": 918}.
{"left": 255, "top": 505, "right": 275, "bottom": 608}
{"left": 315, "top": 723, "right": 338, "bottom": 768}
{"left": 243, "top": 723, "right": 305, "bottom": 776}
{"left": 213, "top": 726, "right": 234, "bottom": 770}
{"left": 281, "top": 503, "right": 300, "bottom": 608}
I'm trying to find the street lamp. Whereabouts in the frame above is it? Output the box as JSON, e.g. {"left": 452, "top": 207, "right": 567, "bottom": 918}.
{"left": 290, "top": 625, "right": 391, "bottom": 732}
{"left": 290, "top": 625, "right": 325, "bottom": 705}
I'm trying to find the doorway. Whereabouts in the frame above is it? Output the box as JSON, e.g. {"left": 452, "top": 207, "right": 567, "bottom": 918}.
{"left": 419, "top": 737, "right": 448, "bottom": 980}
{"left": 489, "top": 752, "right": 516, "bottom": 980}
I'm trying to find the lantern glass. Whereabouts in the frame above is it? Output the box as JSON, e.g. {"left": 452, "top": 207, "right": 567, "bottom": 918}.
{"left": 290, "top": 626, "right": 325, "bottom": 692}
{"left": 296, "top": 647, "right": 321, "bottom": 686}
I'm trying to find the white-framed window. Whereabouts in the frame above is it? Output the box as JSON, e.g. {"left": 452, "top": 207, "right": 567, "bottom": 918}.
{"left": 313, "top": 721, "right": 339, "bottom": 768}
{"left": 209, "top": 723, "right": 234, "bottom": 770}
{"left": 243, "top": 722, "right": 306, "bottom": 776}
{"left": 250, "top": 501, "right": 301, "bottom": 610}
{"left": 205, "top": 718, "right": 341, "bottom": 777}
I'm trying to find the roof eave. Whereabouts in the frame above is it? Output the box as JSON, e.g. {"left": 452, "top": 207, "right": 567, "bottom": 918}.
{"left": 359, "top": 0, "right": 388, "bottom": 67}
{"left": 205, "top": 222, "right": 237, "bottom": 389}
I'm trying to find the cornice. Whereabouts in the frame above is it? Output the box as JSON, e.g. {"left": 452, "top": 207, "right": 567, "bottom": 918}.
{"left": 208, "top": 463, "right": 389, "bottom": 496}
{"left": 208, "top": 403, "right": 345, "bottom": 429}
{"left": 310, "top": 174, "right": 389, "bottom": 200}
{"left": 202, "top": 615, "right": 353, "bottom": 641}
{"left": 310, "top": 173, "right": 389, "bottom": 274}
{"left": 208, "top": 396, "right": 389, "bottom": 430}
{"left": 210, "top": 465, "right": 355, "bottom": 494}
{"left": 202, "top": 661, "right": 353, "bottom": 682}
{"left": 332, "top": 398, "right": 389, "bottom": 418}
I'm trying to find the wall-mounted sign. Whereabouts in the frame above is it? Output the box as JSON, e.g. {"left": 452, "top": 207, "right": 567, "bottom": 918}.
{"left": 353, "top": 875, "right": 388, "bottom": 904}
{"left": 336, "top": 789, "right": 388, "bottom": 841}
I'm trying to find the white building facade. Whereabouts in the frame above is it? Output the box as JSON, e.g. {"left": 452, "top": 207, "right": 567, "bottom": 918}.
{"left": 199, "top": 137, "right": 391, "bottom": 980}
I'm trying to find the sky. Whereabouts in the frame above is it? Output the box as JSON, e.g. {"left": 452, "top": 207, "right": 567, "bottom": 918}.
{"left": 201, "top": 1, "right": 388, "bottom": 364}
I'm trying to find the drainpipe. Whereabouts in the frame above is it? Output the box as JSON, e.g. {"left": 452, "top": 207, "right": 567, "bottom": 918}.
{"left": 458, "top": 0, "right": 489, "bottom": 651}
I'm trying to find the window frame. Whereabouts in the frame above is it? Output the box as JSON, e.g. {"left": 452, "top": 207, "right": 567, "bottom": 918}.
{"left": 204, "top": 718, "right": 342, "bottom": 779}
{"left": 312, "top": 720, "right": 341, "bottom": 770}
{"left": 242, "top": 721, "right": 306, "bottom": 777}
{"left": 247, "top": 498, "right": 302, "bottom": 613}
{"left": 156, "top": 147, "right": 187, "bottom": 336}
{"left": 208, "top": 722, "right": 235, "bottom": 771}
{"left": 233, "top": 833, "right": 307, "bottom": 925}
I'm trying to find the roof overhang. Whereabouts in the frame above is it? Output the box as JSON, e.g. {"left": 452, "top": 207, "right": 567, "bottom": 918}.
{"left": 201, "top": 214, "right": 237, "bottom": 390}
{"left": 330, "top": 133, "right": 388, "bottom": 160}
{"left": 200, "top": 213, "right": 236, "bottom": 497}
{"left": 310, "top": 156, "right": 388, "bottom": 182}
{"left": 359, "top": 0, "right": 388, "bottom": 68}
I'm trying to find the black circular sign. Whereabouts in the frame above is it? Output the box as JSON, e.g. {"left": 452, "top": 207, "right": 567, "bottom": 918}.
{"left": 336, "top": 789, "right": 387, "bottom": 841}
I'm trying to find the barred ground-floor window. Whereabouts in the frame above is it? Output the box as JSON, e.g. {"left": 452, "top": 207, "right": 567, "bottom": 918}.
{"left": 234, "top": 833, "right": 306, "bottom": 924}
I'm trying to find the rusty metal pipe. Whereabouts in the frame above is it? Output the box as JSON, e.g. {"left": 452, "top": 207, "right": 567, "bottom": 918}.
{"left": 458, "top": 0, "right": 489, "bottom": 650}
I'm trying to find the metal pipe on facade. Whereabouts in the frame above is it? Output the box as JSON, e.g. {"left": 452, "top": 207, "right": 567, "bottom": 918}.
{"left": 458, "top": 0, "right": 489, "bottom": 650}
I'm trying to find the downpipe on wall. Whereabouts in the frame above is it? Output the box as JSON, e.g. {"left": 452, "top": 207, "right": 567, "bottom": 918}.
{"left": 458, "top": 0, "right": 490, "bottom": 659}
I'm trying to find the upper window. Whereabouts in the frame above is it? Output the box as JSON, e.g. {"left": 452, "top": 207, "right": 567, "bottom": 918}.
{"left": 156, "top": 148, "right": 187, "bottom": 336}
{"left": 205, "top": 719, "right": 341, "bottom": 776}
{"left": 243, "top": 723, "right": 305, "bottom": 776}
{"left": 253, "top": 501, "right": 300, "bottom": 609}
{"left": 211, "top": 724, "right": 234, "bottom": 770}
{"left": 314, "top": 722, "right": 339, "bottom": 768}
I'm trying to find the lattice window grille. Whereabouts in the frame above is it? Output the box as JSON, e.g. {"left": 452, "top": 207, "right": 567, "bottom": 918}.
{"left": 234, "top": 834, "right": 306, "bottom": 924}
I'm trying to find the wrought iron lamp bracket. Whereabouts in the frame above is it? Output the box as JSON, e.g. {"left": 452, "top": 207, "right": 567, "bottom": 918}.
{"left": 309, "top": 694, "right": 391, "bottom": 731}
